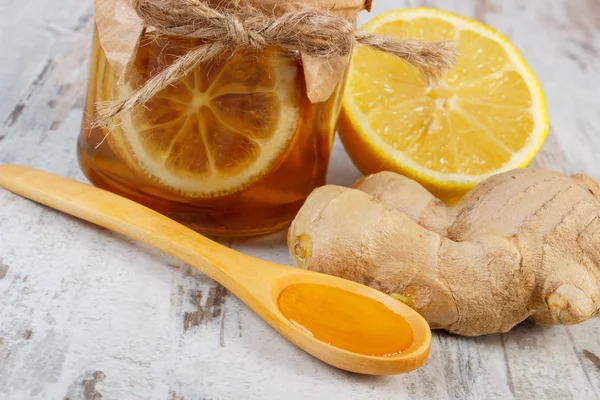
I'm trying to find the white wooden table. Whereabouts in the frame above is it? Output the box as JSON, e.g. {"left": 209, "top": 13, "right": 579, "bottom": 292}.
{"left": 1, "top": 0, "right": 599, "bottom": 398}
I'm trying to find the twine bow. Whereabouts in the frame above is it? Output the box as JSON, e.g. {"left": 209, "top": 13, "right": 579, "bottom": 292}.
{"left": 96, "top": 0, "right": 456, "bottom": 126}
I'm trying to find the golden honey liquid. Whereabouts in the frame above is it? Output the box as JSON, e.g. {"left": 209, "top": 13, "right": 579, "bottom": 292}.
{"left": 278, "top": 284, "right": 415, "bottom": 356}
{"left": 78, "top": 31, "right": 343, "bottom": 236}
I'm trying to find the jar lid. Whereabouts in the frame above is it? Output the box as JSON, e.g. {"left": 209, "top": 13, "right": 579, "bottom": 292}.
{"left": 94, "top": 0, "right": 371, "bottom": 102}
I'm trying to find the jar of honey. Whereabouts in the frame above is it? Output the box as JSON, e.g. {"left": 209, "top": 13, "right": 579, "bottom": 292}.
{"left": 79, "top": 0, "right": 369, "bottom": 236}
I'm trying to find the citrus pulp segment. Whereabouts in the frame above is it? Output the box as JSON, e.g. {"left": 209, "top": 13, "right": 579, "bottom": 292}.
{"left": 108, "top": 35, "right": 301, "bottom": 198}
{"left": 339, "top": 8, "right": 548, "bottom": 199}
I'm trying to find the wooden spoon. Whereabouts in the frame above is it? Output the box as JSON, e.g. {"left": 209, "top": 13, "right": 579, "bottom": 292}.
{"left": 0, "top": 164, "right": 431, "bottom": 375}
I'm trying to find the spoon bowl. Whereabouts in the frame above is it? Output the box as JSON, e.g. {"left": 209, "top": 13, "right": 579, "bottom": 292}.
{"left": 0, "top": 164, "right": 431, "bottom": 375}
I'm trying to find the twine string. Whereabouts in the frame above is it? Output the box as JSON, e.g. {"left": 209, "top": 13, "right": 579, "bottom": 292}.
{"left": 96, "top": 0, "right": 456, "bottom": 126}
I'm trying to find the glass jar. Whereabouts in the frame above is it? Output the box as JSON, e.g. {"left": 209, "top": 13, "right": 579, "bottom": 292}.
{"left": 78, "top": 30, "right": 345, "bottom": 236}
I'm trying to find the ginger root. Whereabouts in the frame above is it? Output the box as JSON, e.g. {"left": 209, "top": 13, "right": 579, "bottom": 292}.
{"left": 288, "top": 169, "right": 600, "bottom": 336}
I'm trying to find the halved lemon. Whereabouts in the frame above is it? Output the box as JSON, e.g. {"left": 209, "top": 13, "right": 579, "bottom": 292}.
{"left": 107, "top": 35, "right": 301, "bottom": 198}
{"left": 339, "top": 8, "right": 548, "bottom": 200}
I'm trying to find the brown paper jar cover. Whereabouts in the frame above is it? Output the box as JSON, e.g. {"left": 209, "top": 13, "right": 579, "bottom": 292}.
{"left": 93, "top": 0, "right": 372, "bottom": 102}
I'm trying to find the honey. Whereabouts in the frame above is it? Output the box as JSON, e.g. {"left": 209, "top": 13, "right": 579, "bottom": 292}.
{"left": 78, "top": 31, "right": 344, "bottom": 236}
{"left": 278, "top": 284, "right": 415, "bottom": 356}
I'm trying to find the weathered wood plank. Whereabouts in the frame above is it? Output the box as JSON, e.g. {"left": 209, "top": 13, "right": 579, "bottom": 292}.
{"left": 0, "top": 0, "right": 93, "bottom": 127}
{"left": 479, "top": 1, "right": 600, "bottom": 399}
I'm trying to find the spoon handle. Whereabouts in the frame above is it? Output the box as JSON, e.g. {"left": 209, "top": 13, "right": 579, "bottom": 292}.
{"left": 0, "top": 164, "right": 285, "bottom": 299}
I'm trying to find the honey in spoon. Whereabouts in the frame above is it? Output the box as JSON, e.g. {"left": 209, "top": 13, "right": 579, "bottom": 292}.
{"left": 279, "top": 283, "right": 415, "bottom": 356}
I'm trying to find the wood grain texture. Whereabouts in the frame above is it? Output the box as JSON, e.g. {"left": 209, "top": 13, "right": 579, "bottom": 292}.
{"left": 1, "top": 0, "right": 599, "bottom": 398}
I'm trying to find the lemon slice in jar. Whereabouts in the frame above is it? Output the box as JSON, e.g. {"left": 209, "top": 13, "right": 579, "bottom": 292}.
{"left": 339, "top": 8, "right": 548, "bottom": 201}
{"left": 107, "top": 34, "right": 301, "bottom": 198}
